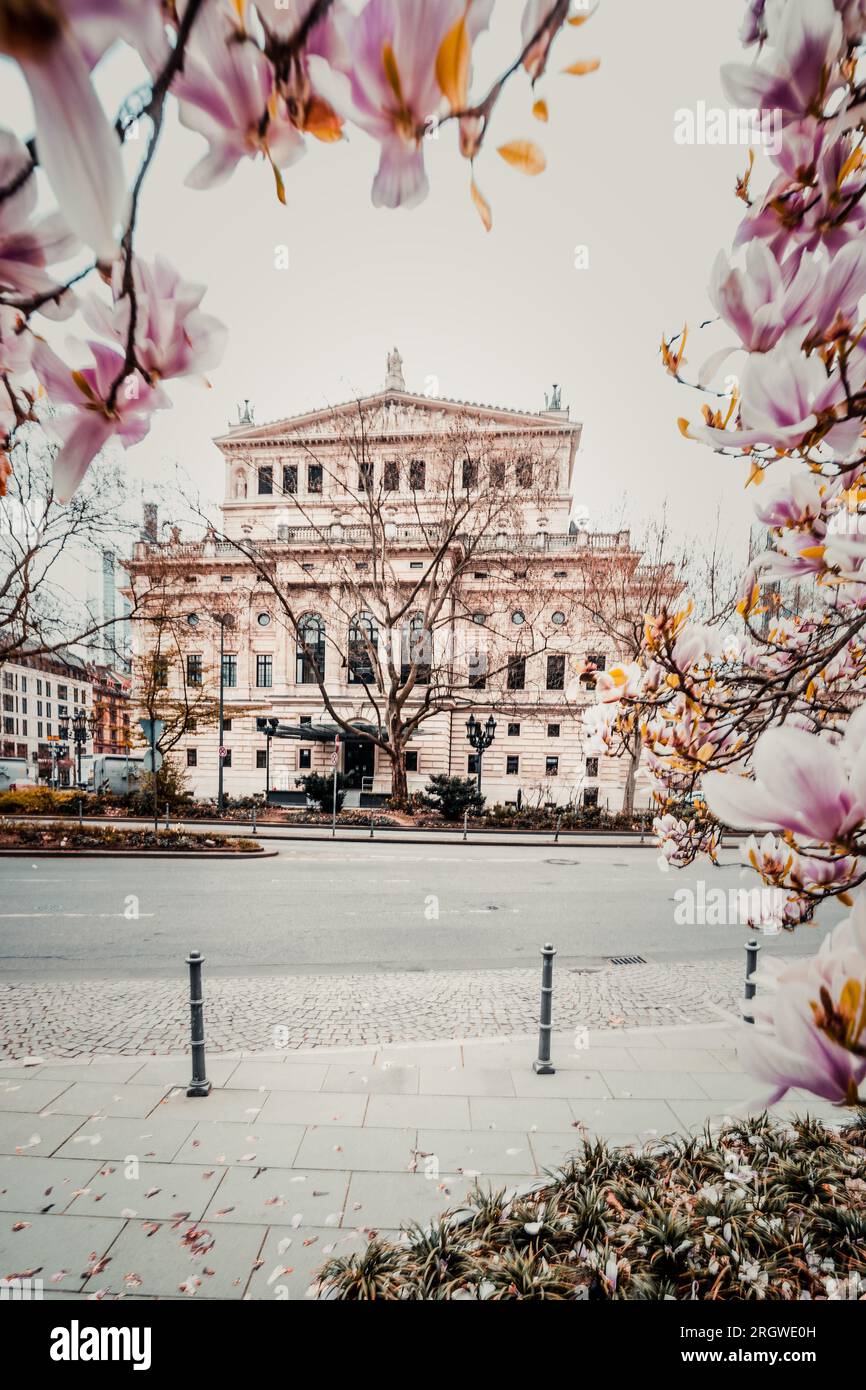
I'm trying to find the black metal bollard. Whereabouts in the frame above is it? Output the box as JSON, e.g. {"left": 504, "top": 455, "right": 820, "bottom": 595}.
{"left": 532, "top": 943, "right": 557, "bottom": 1074}
{"left": 463, "top": 808, "right": 468, "bottom": 842}
{"left": 78, "top": 797, "right": 83, "bottom": 828}
{"left": 554, "top": 814, "right": 562, "bottom": 844}
{"left": 186, "top": 951, "right": 211, "bottom": 1096}
{"left": 370, "top": 810, "right": 374, "bottom": 839}
{"left": 743, "top": 937, "right": 761, "bottom": 1025}
{"left": 165, "top": 803, "right": 170, "bottom": 830}
{"left": 252, "top": 805, "right": 257, "bottom": 835}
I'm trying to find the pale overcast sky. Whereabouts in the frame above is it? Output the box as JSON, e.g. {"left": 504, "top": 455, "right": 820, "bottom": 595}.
{"left": 3, "top": 0, "right": 759, "bottom": 561}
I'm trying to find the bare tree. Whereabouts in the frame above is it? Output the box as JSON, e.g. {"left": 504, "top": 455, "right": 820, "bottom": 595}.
{"left": 0, "top": 424, "right": 137, "bottom": 664}
{"left": 571, "top": 510, "right": 691, "bottom": 813}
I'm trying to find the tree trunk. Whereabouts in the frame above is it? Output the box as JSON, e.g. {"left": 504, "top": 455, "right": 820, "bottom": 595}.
{"left": 623, "top": 731, "right": 642, "bottom": 816}
{"left": 390, "top": 748, "right": 408, "bottom": 808}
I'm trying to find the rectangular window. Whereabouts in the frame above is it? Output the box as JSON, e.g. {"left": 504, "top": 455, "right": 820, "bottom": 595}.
{"left": 461, "top": 458, "right": 477, "bottom": 490}
{"left": 222, "top": 718, "right": 232, "bottom": 731}
{"left": 299, "top": 747, "right": 312, "bottom": 769}
{"left": 152, "top": 660, "right": 168, "bottom": 689}
{"left": 405, "top": 750, "right": 418, "bottom": 772}
{"left": 256, "top": 749, "right": 267, "bottom": 768}
{"left": 586, "top": 756, "right": 599, "bottom": 778}
{"left": 358, "top": 461, "right": 374, "bottom": 491}
{"left": 507, "top": 722, "right": 520, "bottom": 736}
{"left": 222, "top": 655, "right": 237, "bottom": 688}
{"left": 584, "top": 653, "right": 606, "bottom": 692}
{"left": 506, "top": 755, "right": 519, "bottom": 775}
{"left": 383, "top": 460, "right": 399, "bottom": 491}
{"left": 45, "top": 681, "right": 51, "bottom": 695}
{"left": 583, "top": 787, "right": 599, "bottom": 807}
{"left": 468, "top": 651, "right": 487, "bottom": 690}
{"left": 186, "top": 748, "right": 197, "bottom": 767}
{"left": 37, "top": 679, "right": 42, "bottom": 695}
{"left": 222, "top": 748, "right": 232, "bottom": 767}
{"left": 256, "top": 654, "right": 273, "bottom": 688}
{"left": 58, "top": 685, "right": 68, "bottom": 701}
{"left": 37, "top": 700, "right": 43, "bottom": 716}
{"left": 546, "top": 654, "right": 566, "bottom": 690}
{"left": 282, "top": 463, "right": 297, "bottom": 494}
{"left": 308, "top": 464, "right": 323, "bottom": 494}
{"left": 507, "top": 656, "right": 525, "bottom": 690}
{"left": 186, "top": 654, "right": 202, "bottom": 686}
{"left": 489, "top": 459, "right": 505, "bottom": 489}
{"left": 409, "top": 459, "right": 425, "bottom": 491}
{"left": 37, "top": 721, "right": 42, "bottom": 738}
{"left": 409, "top": 561, "right": 423, "bottom": 570}
{"left": 547, "top": 723, "right": 561, "bottom": 738}
{"left": 516, "top": 457, "right": 533, "bottom": 488}
{"left": 300, "top": 715, "right": 311, "bottom": 726}
{"left": 258, "top": 465, "right": 273, "bottom": 495}
{"left": 468, "top": 754, "right": 479, "bottom": 774}
{"left": 545, "top": 756, "right": 559, "bottom": 776}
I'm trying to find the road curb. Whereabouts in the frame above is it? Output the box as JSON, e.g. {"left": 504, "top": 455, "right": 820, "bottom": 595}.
{"left": 0, "top": 847, "right": 277, "bottom": 859}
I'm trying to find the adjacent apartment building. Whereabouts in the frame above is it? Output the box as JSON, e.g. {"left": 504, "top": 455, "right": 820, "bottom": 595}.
{"left": 125, "top": 353, "right": 654, "bottom": 810}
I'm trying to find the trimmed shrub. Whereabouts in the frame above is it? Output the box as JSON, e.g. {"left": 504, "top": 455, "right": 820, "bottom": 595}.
{"left": 296, "top": 772, "right": 345, "bottom": 813}
{"left": 422, "top": 774, "right": 485, "bottom": 822}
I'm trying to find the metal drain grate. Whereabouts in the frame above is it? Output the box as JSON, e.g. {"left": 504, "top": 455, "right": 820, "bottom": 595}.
{"left": 607, "top": 954, "right": 647, "bottom": 966}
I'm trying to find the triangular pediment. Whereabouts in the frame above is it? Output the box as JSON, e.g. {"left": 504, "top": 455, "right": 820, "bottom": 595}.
{"left": 214, "top": 389, "right": 579, "bottom": 450}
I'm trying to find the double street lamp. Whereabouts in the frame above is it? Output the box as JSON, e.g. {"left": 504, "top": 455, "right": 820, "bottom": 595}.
{"left": 255, "top": 716, "right": 280, "bottom": 797}
{"left": 466, "top": 713, "right": 496, "bottom": 796}
{"left": 58, "top": 710, "right": 98, "bottom": 787}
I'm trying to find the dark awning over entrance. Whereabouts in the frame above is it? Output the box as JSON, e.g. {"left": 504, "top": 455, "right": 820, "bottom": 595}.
{"left": 269, "top": 720, "right": 384, "bottom": 743}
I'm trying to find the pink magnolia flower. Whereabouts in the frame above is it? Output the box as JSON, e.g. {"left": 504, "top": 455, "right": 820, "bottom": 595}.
{"left": 307, "top": 0, "right": 494, "bottom": 209}
{"left": 0, "top": 306, "right": 31, "bottom": 376}
{"left": 254, "top": 0, "right": 349, "bottom": 141}
{"left": 703, "top": 709, "right": 866, "bottom": 842}
{"left": 689, "top": 333, "right": 864, "bottom": 458}
{"left": 699, "top": 243, "right": 823, "bottom": 384}
{"left": 174, "top": 0, "right": 306, "bottom": 196}
{"left": 753, "top": 468, "right": 839, "bottom": 530}
{"left": 739, "top": 893, "right": 866, "bottom": 1104}
{"left": 31, "top": 338, "right": 168, "bottom": 502}
{"left": 722, "top": 0, "right": 844, "bottom": 122}
{"left": 83, "top": 255, "right": 227, "bottom": 384}
{"left": 0, "top": 3, "right": 137, "bottom": 262}
{"left": 737, "top": 117, "right": 866, "bottom": 258}
{"left": 0, "top": 130, "right": 77, "bottom": 310}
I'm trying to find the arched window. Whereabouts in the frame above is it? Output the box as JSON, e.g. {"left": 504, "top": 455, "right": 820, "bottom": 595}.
{"left": 296, "top": 614, "right": 325, "bottom": 685}
{"left": 401, "top": 614, "right": 431, "bottom": 685}
{"left": 348, "top": 611, "right": 378, "bottom": 685}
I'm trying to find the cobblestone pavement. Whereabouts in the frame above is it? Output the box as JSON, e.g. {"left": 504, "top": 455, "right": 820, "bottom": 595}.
{"left": 0, "top": 960, "right": 746, "bottom": 1058}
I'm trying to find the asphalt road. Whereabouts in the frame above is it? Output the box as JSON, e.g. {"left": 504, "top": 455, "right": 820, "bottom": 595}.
{"left": 0, "top": 841, "right": 841, "bottom": 980}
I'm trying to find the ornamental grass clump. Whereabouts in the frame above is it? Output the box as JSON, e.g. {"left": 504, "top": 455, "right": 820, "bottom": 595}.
{"left": 315, "top": 1114, "right": 866, "bottom": 1300}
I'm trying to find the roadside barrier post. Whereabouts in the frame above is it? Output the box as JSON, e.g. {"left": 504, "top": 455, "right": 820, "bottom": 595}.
{"left": 554, "top": 814, "right": 562, "bottom": 844}
{"left": 164, "top": 803, "right": 170, "bottom": 830}
{"left": 532, "top": 943, "right": 557, "bottom": 1074}
{"left": 463, "top": 808, "right": 468, "bottom": 842}
{"left": 744, "top": 937, "right": 761, "bottom": 1024}
{"left": 252, "top": 805, "right": 257, "bottom": 835}
{"left": 370, "top": 809, "right": 374, "bottom": 839}
{"left": 77, "top": 798, "right": 83, "bottom": 828}
{"left": 186, "top": 951, "right": 211, "bottom": 1097}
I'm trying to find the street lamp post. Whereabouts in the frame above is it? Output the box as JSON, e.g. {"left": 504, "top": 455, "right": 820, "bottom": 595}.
{"left": 256, "top": 717, "right": 280, "bottom": 799}
{"left": 466, "top": 713, "right": 496, "bottom": 797}
{"left": 58, "top": 712, "right": 97, "bottom": 787}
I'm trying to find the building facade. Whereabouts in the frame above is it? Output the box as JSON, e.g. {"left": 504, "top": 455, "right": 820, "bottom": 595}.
{"left": 125, "top": 354, "right": 652, "bottom": 810}
{"left": 0, "top": 647, "right": 93, "bottom": 785}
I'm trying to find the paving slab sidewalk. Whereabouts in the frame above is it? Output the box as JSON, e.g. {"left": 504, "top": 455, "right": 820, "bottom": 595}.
{"left": 0, "top": 1023, "right": 842, "bottom": 1302}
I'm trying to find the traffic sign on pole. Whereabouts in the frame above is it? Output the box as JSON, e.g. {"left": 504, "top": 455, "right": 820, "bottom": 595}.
{"left": 138, "top": 718, "right": 165, "bottom": 742}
